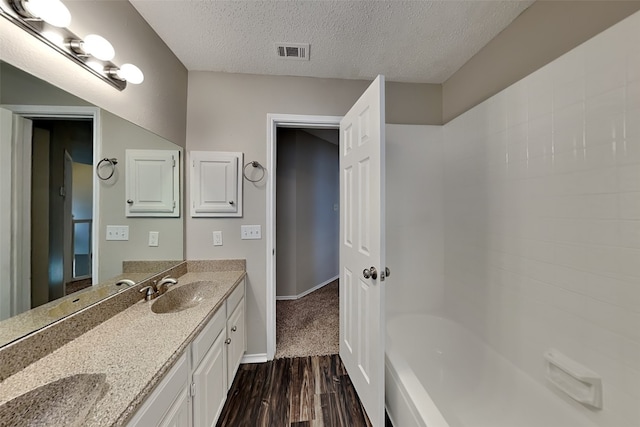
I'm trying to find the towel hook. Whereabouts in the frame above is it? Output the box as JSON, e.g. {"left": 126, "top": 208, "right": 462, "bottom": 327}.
{"left": 96, "top": 157, "right": 118, "bottom": 180}
{"left": 243, "top": 160, "right": 266, "bottom": 183}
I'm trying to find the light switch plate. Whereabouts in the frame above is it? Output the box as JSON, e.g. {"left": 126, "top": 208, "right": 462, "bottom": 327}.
{"left": 212, "top": 231, "right": 223, "bottom": 246}
{"left": 241, "top": 225, "right": 262, "bottom": 240}
{"left": 106, "top": 225, "right": 129, "bottom": 241}
{"left": 148, "top": 231, "right": 159, "bottom": 247}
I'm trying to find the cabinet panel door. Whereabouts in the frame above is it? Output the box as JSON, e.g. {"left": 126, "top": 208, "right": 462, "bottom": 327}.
{"left": 190, "top": 151, "right": 243, "bottom": 217}
{"left": 158, "top": 386, "right": 190, "bottom": 427}
{"left": 126, "top": 149, "right": 180, "bottom": 217}
{"left": 226, "top": 297, "right": 245, "bottom": 386}
{"left": 193, "top": 330, "right": 227, "bottom": 427}
{"left": 126, "top": 354, "right": 188, "bottom": 427}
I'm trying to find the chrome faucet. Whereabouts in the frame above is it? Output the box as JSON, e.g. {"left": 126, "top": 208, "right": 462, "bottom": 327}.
{"left": 139, "top": 276, "right": 178, "bottom": 301}
{"left": 157, "top": 276, "right": 178, "bottom": 293}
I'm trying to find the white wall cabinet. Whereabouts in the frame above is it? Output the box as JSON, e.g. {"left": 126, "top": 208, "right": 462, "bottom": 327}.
{"left": 189, "top": 151, "right": 243, "bottom": 217}
{"left": 127, "top": 279, "right": 246, "bottom": 427}
{"left": 126, "top": 149, "right": 180, "bottom": 217}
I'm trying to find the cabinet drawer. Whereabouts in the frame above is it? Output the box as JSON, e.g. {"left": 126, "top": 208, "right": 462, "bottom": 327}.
{"left": 226, "top": 280, "right": 245, "bottom": 314}
{"left": 191, "top": 306, "right": 225, "bottom": 369}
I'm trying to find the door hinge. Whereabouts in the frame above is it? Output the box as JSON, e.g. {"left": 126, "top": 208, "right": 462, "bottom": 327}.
{"left": 59, "top": 186, "right": 66, "bottom": 197}
{"left": 173, "top": 200, "right": 176, "bottom": 209}
{"left": 190, "top": 382, "right": 196, "bottom": 397}
{"left": 172, "top": 156, "right": 176, "bottom": 167}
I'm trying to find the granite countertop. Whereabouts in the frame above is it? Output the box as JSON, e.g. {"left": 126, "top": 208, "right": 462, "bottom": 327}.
{"left": 0, "top": 270, "right": 246, "bottom": 426}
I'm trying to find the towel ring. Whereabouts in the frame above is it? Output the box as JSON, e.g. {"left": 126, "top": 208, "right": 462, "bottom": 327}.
{"left": 96, "top": 158, "right": 118, "bottom": 180}
{"left": 243, "top": 161, "right": 265, "bottom": 183}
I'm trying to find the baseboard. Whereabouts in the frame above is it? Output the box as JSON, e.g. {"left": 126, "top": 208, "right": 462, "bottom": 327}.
{"left": 276, "top": 275, "right": 339, "bottom": 301}
{"left": 241, "top": 353, "right": 268, "bottom": 364}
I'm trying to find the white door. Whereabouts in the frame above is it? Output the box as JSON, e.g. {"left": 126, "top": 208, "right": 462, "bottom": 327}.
{"left": 63, "top": 151, "right": 73, "bottom": 295}
{"left": 339, "top": 75, "right": 386, "bottom": 426}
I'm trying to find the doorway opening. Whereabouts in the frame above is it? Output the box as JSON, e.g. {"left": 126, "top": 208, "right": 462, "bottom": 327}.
{"left": 30, "top": 118, "right": 94, "bottom": 302}
{"left": 0, "top": 105, "right": 100, "bottom": 320}
{"left": 265, "top": 114, "right": 342, "bottom": 361}
{"left": 274, "top": 126, "right": 340, "bottom": 358}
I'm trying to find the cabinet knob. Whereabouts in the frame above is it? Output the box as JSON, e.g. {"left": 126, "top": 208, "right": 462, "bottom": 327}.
{"left": 231, "top": 326, "right": 237, "bottom": 332}
{"left": 127, "top": 199, "right": 133, "bottom": 204}
{"left": 229, "top": 201, "right": 234, "bottom": 205}
{"left": 225, "top": 338, "right": 231, "bottom": 345}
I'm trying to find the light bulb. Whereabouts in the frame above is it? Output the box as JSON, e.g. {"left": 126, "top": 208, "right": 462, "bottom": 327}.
{"left": 119, "top": 63, "right": 144, "bottom": 84}
{"left": 23, "top": 0, "right": 71, "bottom": 28}
{"left": 82, "top": 34, "right": 115, "bottom": 61}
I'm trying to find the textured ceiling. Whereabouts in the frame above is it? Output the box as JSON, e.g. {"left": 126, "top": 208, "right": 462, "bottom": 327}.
{"left": 130, "top": 0, "right": 533, "bottom": 84}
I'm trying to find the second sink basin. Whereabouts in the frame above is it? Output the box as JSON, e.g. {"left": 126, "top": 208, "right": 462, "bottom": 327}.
{"left": 0, "top": 373, "right": 107, "bottom": 427}
{"left": 151, "top": 281, "right": 213, "bottom": 314}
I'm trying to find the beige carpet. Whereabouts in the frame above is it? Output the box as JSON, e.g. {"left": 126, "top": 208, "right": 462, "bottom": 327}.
{"left": 275, "top": 280, "right": 339, "bottom": 359}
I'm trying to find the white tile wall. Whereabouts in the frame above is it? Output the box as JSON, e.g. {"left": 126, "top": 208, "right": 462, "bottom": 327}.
{"left": 442, "top": 11, "right": 640, "bottom": 427}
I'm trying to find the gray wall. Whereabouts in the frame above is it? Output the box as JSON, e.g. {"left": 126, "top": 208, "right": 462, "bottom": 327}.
{"left": 276, "top": 129, "right": 339, "bottom": 298}
{"left": 442, "top": 0, "right": 640, "bottom": 122}
{"left": 186, "top": 71, "right": 441, "bottom": 355}
{"left": 0, "top": 1, "right": 188, "bottom": 146}
{"left": 98, "top": 111, "right": 184, "bottom": 281}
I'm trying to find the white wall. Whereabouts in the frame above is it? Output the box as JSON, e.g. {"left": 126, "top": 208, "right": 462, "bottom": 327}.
{"left": 442, "top": 11, "right": 640, "bottom": 427}
{"left": 0, "top": 0, "right": 188, "bottom": 146}
{"left": 385, "top": 125, "right": 444, "bottom": 317}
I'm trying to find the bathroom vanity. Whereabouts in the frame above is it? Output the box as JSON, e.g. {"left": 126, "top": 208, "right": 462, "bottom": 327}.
{"left": 127, "top": 277, "right": 246, "bottom": 427}
{"left": 0, "top": 261, "right": 246, "bottom": 427}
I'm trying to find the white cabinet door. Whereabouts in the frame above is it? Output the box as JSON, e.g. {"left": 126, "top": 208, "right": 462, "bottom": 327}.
{"left": 126, "top": 149, "right": 180, "bottom": 217}
{"left": 192, "top": 329, "right": 227, "bottom": 427}
{"left": 226, "top": 296, "right": 245, "bottom": 386}
{"left": 190, "top": 151, "right": 243, "bottom": 217}
{"left": 158, "top": 386, "right": 190, "bottom": 427}
{"left": 127, "top": 354, "right": 189, "bottom": 427}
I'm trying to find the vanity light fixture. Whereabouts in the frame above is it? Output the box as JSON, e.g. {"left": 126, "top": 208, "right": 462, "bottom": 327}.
{"left": 1, "top": 0, "right": 144, "bottom": 91}
{"left": 11, "top": 0, "right": 71, "bottom": 28}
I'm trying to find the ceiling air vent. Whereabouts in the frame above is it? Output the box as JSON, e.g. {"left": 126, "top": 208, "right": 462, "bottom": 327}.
{"left": 275, "top": 43, "right": 310, "bottom": 61}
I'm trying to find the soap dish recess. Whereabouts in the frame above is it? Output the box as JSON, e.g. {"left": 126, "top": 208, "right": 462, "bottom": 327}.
{"left": 544, "top": 348, "right": 602, "bottom": 409}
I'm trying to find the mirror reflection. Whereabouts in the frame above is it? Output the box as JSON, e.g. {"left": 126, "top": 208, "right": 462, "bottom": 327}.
{"left": 0, "top": 61, "right": 184, "bottom": 347}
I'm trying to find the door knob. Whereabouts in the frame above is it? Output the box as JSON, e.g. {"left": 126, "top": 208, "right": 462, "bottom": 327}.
{"left": 363, "top": 266, "right": 377, "bottom": 280}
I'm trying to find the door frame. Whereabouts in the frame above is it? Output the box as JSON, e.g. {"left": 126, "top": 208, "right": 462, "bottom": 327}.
{"left": 1, "top": 105, "right": 102, "bottom": 286}
{"left": 265, "top": 113, "right": 342, "bottom": 361}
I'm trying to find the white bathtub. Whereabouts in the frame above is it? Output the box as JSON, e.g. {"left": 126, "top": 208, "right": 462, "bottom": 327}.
{"left": 385, "top": 314, "right": 598, "bottom": 427}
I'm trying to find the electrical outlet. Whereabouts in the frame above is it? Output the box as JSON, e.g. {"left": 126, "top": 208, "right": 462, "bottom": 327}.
{"left": 106, "top": 225, "right": 129, "bottom": 241}
{"left": 212, "top": 231, "right": 223, "bottom": 246}
{"left": 241, "top": 225, "right": 262, "bottom": 240}
{"left": 148, "top": 231, "right": 159, "bottom": 247}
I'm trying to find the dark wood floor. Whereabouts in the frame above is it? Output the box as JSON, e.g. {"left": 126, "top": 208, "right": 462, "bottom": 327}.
{"left": 216, "top": 354, "right": 374, "bottom": 427}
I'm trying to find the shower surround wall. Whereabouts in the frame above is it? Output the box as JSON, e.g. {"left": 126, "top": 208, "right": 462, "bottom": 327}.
{"left": 442, "top": 12, "right": 640, "bottom": 427}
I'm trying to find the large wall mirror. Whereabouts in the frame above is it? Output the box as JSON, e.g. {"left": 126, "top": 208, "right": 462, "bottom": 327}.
{"left": 0, "top": 61, "right": 184, "bottom": 347}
